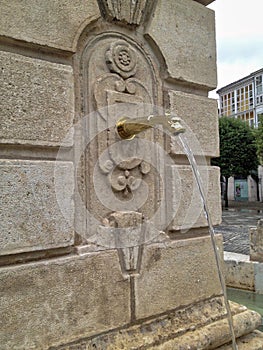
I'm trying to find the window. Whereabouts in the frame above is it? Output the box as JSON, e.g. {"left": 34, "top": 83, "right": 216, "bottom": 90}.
{"left": 231, "top": 91, "right": 235, "bottom": 113}
{"left": 256, "top": 75, "right": 263, "bottom": 95}
{"left": 249, "top": 84, "right": 253, "bottom": 107}
{"left": 236, "top": 89, "right": 240, "bottom": 112}
{"left": 220, "top": 92, "right": 235, "bottom": 116}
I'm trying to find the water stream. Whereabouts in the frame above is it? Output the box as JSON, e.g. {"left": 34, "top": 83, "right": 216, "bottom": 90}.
{"left": 178, "top": 134, "right": 238, "bottom": 350}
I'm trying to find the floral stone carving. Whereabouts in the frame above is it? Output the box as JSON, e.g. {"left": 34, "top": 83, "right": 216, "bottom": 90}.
{"left": 106, "top": 41, "right": 137, "bottom": 78}
{"left": 81, "top": 32, "right": 163, "bottom": 240}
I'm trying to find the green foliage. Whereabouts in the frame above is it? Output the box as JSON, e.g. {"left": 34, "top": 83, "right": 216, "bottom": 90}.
{"left": 212, "top": 116, "right": 258, "bottom": 178}
{"left": 255, "top": 115, "right": 263, "bottom": 164}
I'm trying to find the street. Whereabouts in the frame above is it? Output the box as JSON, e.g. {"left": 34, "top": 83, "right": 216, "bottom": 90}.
{"left": 215, "top": 201, "right": 263, "bottom": 255}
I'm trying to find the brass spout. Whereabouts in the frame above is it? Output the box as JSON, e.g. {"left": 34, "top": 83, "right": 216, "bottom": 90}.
{"left": 116, "top": 113, "right": 185, "bottom": 140}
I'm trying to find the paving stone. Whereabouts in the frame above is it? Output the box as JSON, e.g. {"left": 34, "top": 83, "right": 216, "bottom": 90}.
{"left": 216, "top": 208, "right": 262, "bottom": 255}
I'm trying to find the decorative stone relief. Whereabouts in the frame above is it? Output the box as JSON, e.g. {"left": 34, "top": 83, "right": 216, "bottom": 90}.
{"left": 106, "top": 41, "right": 137, "bottom": 78}
{"left": 97, "top": 0, "right": 155, "bottom": 26}
{"left": 106, "top": 211, "right": 144, "bottom": 273}
{"left": 78, "top": 32, "right": 164, "bottom": 269}
{"left": 92, "top": 39, "right": 153, "bottom": 204}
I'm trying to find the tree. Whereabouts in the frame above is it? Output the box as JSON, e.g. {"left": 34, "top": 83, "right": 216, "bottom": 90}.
{"left": 212, "top": 116, "right": 258, "bottom": 207}
{"left": 255, "top": 114, "right": 263, "bottom": 164}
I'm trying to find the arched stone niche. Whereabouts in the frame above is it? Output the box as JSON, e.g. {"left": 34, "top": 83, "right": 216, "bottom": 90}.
{"left": 74, "top": 25, "right": 170, "bottom": 272}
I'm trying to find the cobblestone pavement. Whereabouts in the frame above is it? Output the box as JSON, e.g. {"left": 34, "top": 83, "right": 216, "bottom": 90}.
{"left": 215, "top": 202, "right": 263, "bottom": 255}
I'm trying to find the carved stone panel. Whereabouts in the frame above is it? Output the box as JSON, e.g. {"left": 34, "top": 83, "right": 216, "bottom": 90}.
{"left": 97, "top": 0, "right": 155, "bottom": 26}
{"left": 78, "top": 32, "right": 164, "bottom": 250}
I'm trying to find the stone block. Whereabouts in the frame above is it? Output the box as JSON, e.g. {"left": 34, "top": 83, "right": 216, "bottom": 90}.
{"left": 135, "top": 236, "right": 223, "bottom": 319}
{"left": 224, "top": 252, "right": 255, "bottom": 291}
{"left": 0, "top": 160, "right": 74, "bottom": 256}
{"left": 154, "top": 309, "right": 262, "bottom": 350}
{"left": 0, "top": 51, "right": 74, "bottom": 146}
{"left": 0, "top": 250, "right": 130, "bottom": 349}
{"left": 146, "top": 0, "right": 217, "bottom": 89}
{"left": 254, "top": 263, "right": 263, "bottom": 294}
{"left": 250, "top": 219, "right": 263, "bottom": 262}
{"left": 168, "top": 90, "right": 219, "bottom": 157}
{"left": 167, "top": 165, "right": 221, "bottom": 231}
{"left": 0, "top": 0, "right": 100, "bottom": 51}
{"left": 218, "top": 331, "right": 263, "bottom": 350}
{"left": 52, "top": 297, "right": 260, "bottom": 350}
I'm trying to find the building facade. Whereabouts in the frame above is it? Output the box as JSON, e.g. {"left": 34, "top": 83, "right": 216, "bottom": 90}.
{"left": 217, "top": 69, "right": 263, "bottom": 202}
{"left": 217, "top": 68, "right": 263, "bottom": 127}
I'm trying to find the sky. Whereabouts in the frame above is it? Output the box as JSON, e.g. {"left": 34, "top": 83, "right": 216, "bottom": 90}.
{"left": 208, "top": 0, "right": 263, "bottom": 99}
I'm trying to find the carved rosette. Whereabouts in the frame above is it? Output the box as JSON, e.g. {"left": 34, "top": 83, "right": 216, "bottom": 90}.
{"left": 106, "top": 41, "right": 137, "bottom": 78}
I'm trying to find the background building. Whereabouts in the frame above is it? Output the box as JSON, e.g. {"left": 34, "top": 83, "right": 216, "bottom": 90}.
{"left": 217, "top": 68, "right": 263, "bottom": 202}
{"left": 217, "top": 68, "right": 263, "bottom": 127}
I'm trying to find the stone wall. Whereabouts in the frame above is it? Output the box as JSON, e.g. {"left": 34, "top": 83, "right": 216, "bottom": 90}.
{"left": 2, "top": 1, "right": 260, "bottom": 349}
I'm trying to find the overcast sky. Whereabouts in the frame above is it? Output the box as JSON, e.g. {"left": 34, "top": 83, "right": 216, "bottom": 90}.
{"left": 208, "top": 0, "right": 263, "bottom": 99}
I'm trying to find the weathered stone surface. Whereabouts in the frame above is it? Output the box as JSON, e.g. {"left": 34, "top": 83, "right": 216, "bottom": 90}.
{"left": 168, "top": 90, "right": 219, "bottom": 157}
{"left": 146, "top": 0, "right": 217, "bottom": 89}
{"left": 97, "top": 0, "right": 154, "bottom": 26}
{"left": 79, "top": 33, "right": 164, "bottom": 242}
{"left": 0, "top": 51, "right": 74, "bottom": 146}
{"left": 224, "top": 251, "right": 263, "bottom": 293}
{"left": 53, "top": 298, "right": 261, "bottom": 350}
{"left": 218, "top": 331, "right": 263, "bottom": 350}
{"left": 0, "top": 0, "right": 100, "bottom": 51}
{"left": 224, "top": 252, "right": 255, "bottom": 291}
{"left": 134, "top": 236, "right": 223, "bottom": 319}
{"left": 167, "top": 165, "right": 221, "bottom": 231}
{"left": 254, "top": 262, "right": 263, "bottom": 294}
{"left": 0, "top": 250, "right": 130, "bottom": 349}
{"left": 0, "top": 160, "right": 74, "bottom": 255}
{"left": 152, "top": 308, "right": 262, "bottom": 349}
{"left": 152, "top": 309, "right": 261, "bottom": 349}
{"left": 250, "top": 219, "right": 263, "bottom": 262}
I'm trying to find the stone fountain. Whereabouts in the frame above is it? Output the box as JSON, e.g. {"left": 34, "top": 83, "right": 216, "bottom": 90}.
{"left": 0, "top": 0, "right": 262, "bottom": 349}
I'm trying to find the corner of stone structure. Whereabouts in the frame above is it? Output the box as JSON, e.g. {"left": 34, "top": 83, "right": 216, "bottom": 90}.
{"left": 0, "top": 0, "right": 262, "bottom": 349}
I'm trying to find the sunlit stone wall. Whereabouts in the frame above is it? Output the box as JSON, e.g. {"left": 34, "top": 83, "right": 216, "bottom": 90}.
{"left": 0, "top": 1, "right": 231, "bottom": 349}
